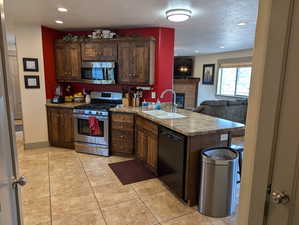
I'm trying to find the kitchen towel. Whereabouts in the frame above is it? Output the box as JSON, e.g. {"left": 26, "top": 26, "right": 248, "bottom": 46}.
{"left": 88, "top": 116, "right": 101, "bottom": 136}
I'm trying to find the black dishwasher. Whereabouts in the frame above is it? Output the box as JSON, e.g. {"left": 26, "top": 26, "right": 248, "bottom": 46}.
{"left": 158, "top": 126, "right": 186, "bottom": 199}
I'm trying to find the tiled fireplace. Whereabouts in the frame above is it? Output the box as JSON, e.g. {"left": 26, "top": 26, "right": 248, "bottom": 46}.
{"left": 174, "top": 78, "right": 200, "bottom": 110}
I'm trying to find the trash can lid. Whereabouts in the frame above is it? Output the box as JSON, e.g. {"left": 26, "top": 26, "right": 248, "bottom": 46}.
{"left": 201, "top": 147, "right": 238, "bottom": 165}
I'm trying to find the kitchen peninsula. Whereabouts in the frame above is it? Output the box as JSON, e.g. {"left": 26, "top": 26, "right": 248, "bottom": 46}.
{"left": 109, "top": 105, "right": 244, "bottom": 206}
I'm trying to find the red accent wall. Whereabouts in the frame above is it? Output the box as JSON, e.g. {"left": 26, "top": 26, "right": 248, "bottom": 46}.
{"left": 41, "top": 26, "right": 174, "bottom": 102}
{"left": 41, "top": 26, "right": 63, "bottom": 99}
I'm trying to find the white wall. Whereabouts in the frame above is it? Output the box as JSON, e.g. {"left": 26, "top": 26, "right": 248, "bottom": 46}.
{"left": 193, "top": 49, "right": 253, "bottom": 104}
{"left": 13, "top": 24, "right": 48, "bottom": 146}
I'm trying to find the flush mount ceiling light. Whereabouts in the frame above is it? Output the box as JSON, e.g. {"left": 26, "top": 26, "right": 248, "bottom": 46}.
{"left": 57, "top": 7, "right": 68, "bottom": 12}
{"left": 237, "top": 22, "right": 248, "bottom": 26}
{"left": 166, "top": 9, "right": 192, "bottom": 22}
{"left": 219, "top": 46, "right": 225, "bottom": 49}
{"left": 55, "top": 20, "right": 64, "bottom": 24}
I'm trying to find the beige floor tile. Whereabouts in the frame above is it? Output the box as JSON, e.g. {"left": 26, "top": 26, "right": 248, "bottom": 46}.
{"left": 21, "top": 177, "right": 50, "bottom": 201}
{"left": 162, "top": 212, "right": 212, "bottom": 225}
{"left": 52, "top": 210, "right": 106, "bottom": 225}
{"left": 80, "top": 157, "right": 111, "bottom": 171}
{"left": 22, "top": 197, "right": 51, "bottom": 225}
{"left": 50, "top": 174, "right": 92, "bottom": 196}
{"left": 51, "top": 191, "right": 99, "bottom": 217}
{"left": 49, "top": 149, "right": 77, "bottom": 160}
{"left": 102, "top": 199, "right": 158, "bottom": 225}
{"left": 132, "top": 178, "right": 167, "bottom": 199}
{"left": 143, "top": 191, "right": 194, "bottom": 223}
{"left": 86, "top": 168, "right": 120, "bottom": 187}
{"left": 93, "top": 182, "right": 138, "bottom": 208}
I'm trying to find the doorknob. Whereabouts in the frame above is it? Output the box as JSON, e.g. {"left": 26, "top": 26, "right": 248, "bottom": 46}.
{"left": 271, "top": 191, "right": 289, "bottom": 205}
{"left": 13, "top": 176, "right": 27, "bottom": 187}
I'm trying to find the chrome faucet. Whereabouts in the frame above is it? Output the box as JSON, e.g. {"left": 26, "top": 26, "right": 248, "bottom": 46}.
{"left": 160, "top": 89, "right": 177, "bottom": 112}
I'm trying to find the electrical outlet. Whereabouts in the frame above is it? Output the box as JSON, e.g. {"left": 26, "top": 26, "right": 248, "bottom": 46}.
{"left": 151, "top": 91, "right": 156, "bottom": 99}
{"left": 220, "top": 134, "right": 229, "bottom": 141}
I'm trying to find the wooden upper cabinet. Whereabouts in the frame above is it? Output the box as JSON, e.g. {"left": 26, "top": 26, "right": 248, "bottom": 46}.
{"left": 81, "top": 41, "right": 117, "bottom": 61}
{"left": 55, "top": 41, "right": 81, "bottom": 80}
{"left": 118, "top": 39, "right": 155, "bottom": 85}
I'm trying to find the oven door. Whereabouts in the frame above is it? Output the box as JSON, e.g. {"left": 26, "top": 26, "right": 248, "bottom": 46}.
{"left": 73, "top": 114, "right": 108, "bottom": 146}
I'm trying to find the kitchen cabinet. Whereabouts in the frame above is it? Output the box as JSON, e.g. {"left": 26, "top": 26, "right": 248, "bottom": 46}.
{"left": 55, "top": 41, "right": 81, "bottom": 80}
{"left": 110, "top": 112, "right": 134, "bottom": 155}
{"left": 81, "top": 41, "right": 117, "bottom": 61}
{"left": 118, "top": 38, "right": 155, "bottom": 85}
{"left": 47, "top": 107, "right": 74, "bottom": 149}
{"left": 135, "top": 115, "right": 158, "bottom": 172}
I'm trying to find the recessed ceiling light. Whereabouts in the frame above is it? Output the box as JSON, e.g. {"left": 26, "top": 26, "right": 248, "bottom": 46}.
{"left": 219, "top": 46, "right": 225, "bottom": 49}
{"left": 57, "top": 7, "right": 68, "bottom": 12}
{"left": 166, "top": 9, "right": 192, "bottom": 22}
{"left": 237, "top": 22, "right": 248, "bottom": 26}
{"left": 55, "top": 20, "right": 64, "bottom": 24}
{"left": 195, "top": 50, "right": 200, "bottom": 53}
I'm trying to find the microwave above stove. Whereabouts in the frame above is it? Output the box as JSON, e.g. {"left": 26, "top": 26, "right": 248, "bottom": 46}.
{"left": 81, "top": 61, "right": 116, "bottom": 84}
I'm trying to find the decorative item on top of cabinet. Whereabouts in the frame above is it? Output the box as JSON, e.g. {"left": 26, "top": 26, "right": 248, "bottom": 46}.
{"left": 118, "top": 38, "right": 155, "bottom": 85}
{"left": 110, "top": 112, "right": 135, "bottom": 155}
{"left": 55, "top": 41, "right": 81, "bottom": 81}
{"left": 47, "top": 107, "right": 74, "bottom": 149}
{"left": 81, "top": 41, "right": 117, "bottom": 61}
{"left": 135, "top": 115, "right": 158, "bottom": 173}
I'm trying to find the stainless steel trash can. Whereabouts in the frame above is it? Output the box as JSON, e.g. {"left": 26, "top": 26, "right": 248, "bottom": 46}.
{"left": 198, "top": 147, "right": 238, "bottom": 218}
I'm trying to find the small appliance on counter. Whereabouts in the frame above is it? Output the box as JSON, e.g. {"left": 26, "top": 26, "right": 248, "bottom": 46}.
{"left": 51, "top": 85, "right": 65, "bottom": 104}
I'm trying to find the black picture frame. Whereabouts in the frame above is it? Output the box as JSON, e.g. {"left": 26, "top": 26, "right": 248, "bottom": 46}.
{"left": 23, "top": 58, "right": 39, "bottom": 72}
{"left": 24, "top": 75, "right": 40, "bottom": 89}
{"left": 202, "top": 64, "right": 215, "bottom": 85}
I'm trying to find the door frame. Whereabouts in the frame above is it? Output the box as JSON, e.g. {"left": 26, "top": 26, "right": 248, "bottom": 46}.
{"left": 238, "top": 0, "right": 296, "bottom": 224}
{"left": 0, "top": 0, "right": 23, "bottom": 224}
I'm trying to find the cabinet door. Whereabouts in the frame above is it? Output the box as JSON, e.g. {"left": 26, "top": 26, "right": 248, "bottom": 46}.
{"left": 55, "top": 43, "right": 67, "bottom": 79}
{"left": 67, "top": 43, "right": 81, "bottom": 80}
{"left": 111, "top": 130, "right": 134, "bottom": 154}
{"left": 117, "top": 41, "right": 131, "bottom": 84}
{"left": 135, "top": 127, "right": 147, "bottom": 161}
{"left": 81, "top": 42, "right": 99, "bottom": 61}
{"left": 131, "top": 41, "right": 149, "bottom": 84}
{"left": 146, "top": 132, "right": 158, "bottom": 170}
{"left": 61, "top": 109, "right": 74, "bottom": 149}
{"left": 47, "top": 108, "right": 62, "bottom": 146}
{"left": 97, "top": 41, "right": 117, "bottom": 61}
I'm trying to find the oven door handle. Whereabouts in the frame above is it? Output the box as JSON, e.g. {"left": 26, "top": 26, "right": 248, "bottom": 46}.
{"left": 73, "top": 114, "right": 108, "bottom": 121}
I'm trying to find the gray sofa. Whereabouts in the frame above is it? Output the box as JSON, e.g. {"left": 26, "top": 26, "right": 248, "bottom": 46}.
{"left": 194, "top": 99, "right": 248, "bottom": 136}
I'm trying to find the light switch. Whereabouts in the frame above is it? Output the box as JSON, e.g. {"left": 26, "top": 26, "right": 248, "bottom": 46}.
{"left": 220, "top": 134, "right": 229, "bottom": 141}
{"left": 151, "top": 92, "right": 156, "bottom": 99}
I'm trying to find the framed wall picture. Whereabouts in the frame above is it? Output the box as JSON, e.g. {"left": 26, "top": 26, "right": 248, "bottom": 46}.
{"left": 202, "top": 64, "right": 215, "bottom": 85}
{"left": 23, "top": 58, "right": 39, "bottom": 72}
{"left": 24, "top": 75, "right": 40, "bottom": 89}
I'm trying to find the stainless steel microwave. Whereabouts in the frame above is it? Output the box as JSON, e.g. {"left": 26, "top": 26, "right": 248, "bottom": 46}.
{"left": 81, "top": 62, "right": 116, "bottom": 84}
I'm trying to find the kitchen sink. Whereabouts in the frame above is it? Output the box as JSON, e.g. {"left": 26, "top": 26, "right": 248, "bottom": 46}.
{"left": 142, "top": 110, "right": 186, "bottom": 119}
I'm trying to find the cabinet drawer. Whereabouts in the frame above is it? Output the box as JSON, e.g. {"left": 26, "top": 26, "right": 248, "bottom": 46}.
{"left": 111, "top": 112, "right": 134, "bottom": 123}
{"left": 136, "top": 116, "right": 158, "bottom": 135}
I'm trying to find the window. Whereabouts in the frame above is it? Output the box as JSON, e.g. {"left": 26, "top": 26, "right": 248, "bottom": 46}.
{"left": 217, "top": 65, "right": 252, "bottom": 97}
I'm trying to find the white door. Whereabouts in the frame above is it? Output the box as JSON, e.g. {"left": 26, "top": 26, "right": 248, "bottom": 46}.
{"left": 264, "top": 0, "right": 299, "bottom": 224}
{"left": 0, "top": 1, "right": 24, "bottom": 225}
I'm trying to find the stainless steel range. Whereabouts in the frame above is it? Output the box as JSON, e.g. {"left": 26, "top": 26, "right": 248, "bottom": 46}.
{"left": 73, "top": 92, "right": 122, "bottom": 156}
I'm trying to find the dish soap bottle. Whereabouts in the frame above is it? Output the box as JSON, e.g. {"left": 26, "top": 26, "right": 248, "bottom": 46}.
{"left": 155, "top": 98, "right": 161, "bottom": 110}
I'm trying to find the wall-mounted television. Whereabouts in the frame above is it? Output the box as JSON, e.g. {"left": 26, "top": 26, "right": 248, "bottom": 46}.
{"left": 174, "top": 57, "right": 193, "bottom": 78}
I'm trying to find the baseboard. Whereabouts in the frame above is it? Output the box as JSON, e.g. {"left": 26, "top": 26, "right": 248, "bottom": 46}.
{"left": 24, "top": 141, "right": 49, "bottom": 149}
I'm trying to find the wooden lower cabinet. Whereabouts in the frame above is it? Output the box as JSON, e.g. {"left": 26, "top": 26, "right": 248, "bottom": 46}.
{"left": 110, "top": 112, "right": 134, "bottom": 155}
{"left": 47, "top": 107, "right": 74, "bottom": 149}
{"left": 135, "top": 116, "right": 158, "bottom": 173}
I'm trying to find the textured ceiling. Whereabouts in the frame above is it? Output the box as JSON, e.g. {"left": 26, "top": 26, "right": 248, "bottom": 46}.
{"left": 6, "top": 0, "right": 258, "bottom": 55}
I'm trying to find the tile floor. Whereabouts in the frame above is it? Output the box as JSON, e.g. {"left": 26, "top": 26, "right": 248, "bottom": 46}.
{"left": 16, "top": 132, "right": 239, "bottom": 225}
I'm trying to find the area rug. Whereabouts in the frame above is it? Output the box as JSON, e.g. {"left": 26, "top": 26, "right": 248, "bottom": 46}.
{"left": 108, "top": 159, "right": 156, "bottom": 185}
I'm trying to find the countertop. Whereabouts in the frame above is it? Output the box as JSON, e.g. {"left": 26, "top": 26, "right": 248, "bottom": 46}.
{"left": 46, "top": 101, "right": 86, "bottom": 108}
{"left": 110, "top": 106, "right": 245, "bottom": 136}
